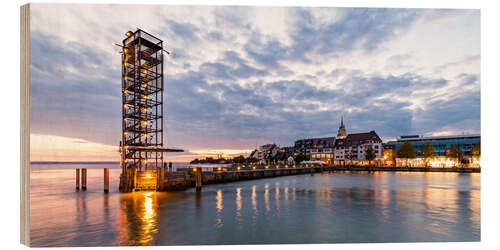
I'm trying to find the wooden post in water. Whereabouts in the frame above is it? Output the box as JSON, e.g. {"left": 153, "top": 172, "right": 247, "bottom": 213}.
{"left": 158, "top": 166, "right": 165, "bottom": 190}
{"left": 104, "top": 168, "right": 109, "bottom": 193}
{"left": 75, "top": 168, "right": 80, "bottom": 190}
{"left": 133, "top": 168, "right": 137, "bottom": 191}
{"left": 81, "top": 168, "right": 87, "bottom": 190}
{"left": 195, "top": 167, "right": 202, "bottom": 191}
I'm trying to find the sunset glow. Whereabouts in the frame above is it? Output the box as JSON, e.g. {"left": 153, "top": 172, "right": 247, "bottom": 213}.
{"left": 30, "top": 134, "right": 253, "bottom": 162}
{"left": 30, "top": 134, "right": 118, "bottom": 162}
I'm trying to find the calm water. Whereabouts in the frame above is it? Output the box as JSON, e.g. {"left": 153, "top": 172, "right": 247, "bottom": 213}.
{"left": 30, "top": 163, "right": 480, "bottom": 247}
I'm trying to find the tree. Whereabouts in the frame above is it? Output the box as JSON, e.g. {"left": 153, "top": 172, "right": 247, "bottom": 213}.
{"left": 446, "top": 144, "right": 463, "bottom": 167}
{"left": 397, "top": 141, "right": 416, "bottom": 167}
{"left": 472, "top": 142, "right": 481, "bottom": 158}
{"left": 246, "top": 157, "right": 259, "bottom": 164}
{"left": 421, "top": 141, "right": 435, "bottom": 168}
{"left": 232, "top": 155, "right": 245, "bottom": 164}
{"left": 294, "top": 153, "right": 310, "bottom": 164}
{"left": 364, "top": 146, "right": 376, "bottom": 167}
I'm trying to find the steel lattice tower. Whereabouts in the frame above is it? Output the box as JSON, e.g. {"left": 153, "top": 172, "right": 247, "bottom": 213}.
{"left": 119, "top": 29, "right": 182, "bottom": 192}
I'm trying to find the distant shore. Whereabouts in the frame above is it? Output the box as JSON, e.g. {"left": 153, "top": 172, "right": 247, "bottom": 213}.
{"left": 229, "top": 164, "right": 481, "bottom": 173}
{"left": 326, "top": 165, "right": 480, "bottom": 173}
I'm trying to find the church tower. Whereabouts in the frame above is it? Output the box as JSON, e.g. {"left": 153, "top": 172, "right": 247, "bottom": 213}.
{"left": 337, "top": 116, "right": 347, "bottom": 139}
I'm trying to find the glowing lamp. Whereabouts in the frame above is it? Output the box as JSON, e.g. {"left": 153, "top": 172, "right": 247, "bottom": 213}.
{"left": 125, "top": 31, "right": 133, "bottom": 37}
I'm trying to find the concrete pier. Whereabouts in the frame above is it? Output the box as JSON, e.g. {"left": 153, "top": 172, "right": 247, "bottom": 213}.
{"left": 157, "top": 165, "right": 480, "bottom": 191}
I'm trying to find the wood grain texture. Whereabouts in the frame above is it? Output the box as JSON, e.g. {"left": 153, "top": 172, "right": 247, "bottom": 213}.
{"left": 20, "top": 3, "right": 30, "bottom": 246}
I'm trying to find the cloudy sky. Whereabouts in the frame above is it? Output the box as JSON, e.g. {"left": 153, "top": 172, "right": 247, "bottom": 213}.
{"left": 29, "top": 4, "right": 480, "bottom": 162}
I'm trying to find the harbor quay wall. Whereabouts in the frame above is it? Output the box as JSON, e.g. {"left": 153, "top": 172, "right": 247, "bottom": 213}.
{"left": 158, "top": 165, "right": 480, "bottom": 191}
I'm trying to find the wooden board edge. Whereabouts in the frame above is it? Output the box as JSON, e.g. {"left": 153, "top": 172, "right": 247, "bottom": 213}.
{"left": 20, "top": 3, "right": 30, "bottom": 246}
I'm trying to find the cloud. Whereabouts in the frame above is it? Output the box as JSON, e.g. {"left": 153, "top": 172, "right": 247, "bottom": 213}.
{"left": 28, "top": 4, "right": 480, "bottom": 161}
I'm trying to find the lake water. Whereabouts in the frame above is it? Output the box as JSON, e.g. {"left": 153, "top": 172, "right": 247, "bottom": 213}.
{"left": 30, "top": 163, "right": 480, "bottom": 246}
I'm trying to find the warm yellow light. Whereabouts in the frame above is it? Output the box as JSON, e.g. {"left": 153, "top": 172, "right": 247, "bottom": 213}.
{"left": 123, "top": 104, "right": 127, "bottom": 108}
{"left": 237, "top": 167, "right": 241, "bottom": 171}
{"left": 144, "top": 173, "right": 152, "bottom": 179}
{"left": 125, "top": 31, "right": 133, "bottom": 37}
{"left": 265, "top": 166, "right": 269, "bottom": 169}
{"left": 218, "top": 167, "right": 222, "bottom": 171}
{"left": 193, "top": 168, "right": 197, "bottom": 172}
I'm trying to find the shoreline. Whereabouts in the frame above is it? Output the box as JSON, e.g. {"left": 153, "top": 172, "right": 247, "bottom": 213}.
{"left": 324, "top": 166, "right": 480, "bottom": 173}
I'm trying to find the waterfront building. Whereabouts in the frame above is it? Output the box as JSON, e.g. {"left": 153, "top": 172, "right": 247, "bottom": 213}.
{"left": 294, "top": 137, "right": 335, "bottom": 163}
{"left": 334, "top": 131, "right": 383, "bottom": 165}
{"left": 250, "top": 117, "right": 385, "bottom": 165}
{"left": 381, "top": 144, "right": 396, "bottom": 166}
{"left": 249, "top": 144, "right": 281, "bottom": 163}
{"left": 387, "top": 134, "right": 481, "bottom": 167}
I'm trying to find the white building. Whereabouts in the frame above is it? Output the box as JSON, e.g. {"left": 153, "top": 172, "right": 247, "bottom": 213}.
{"left": 334, "top": 130, "right": 383, "bottom": 165}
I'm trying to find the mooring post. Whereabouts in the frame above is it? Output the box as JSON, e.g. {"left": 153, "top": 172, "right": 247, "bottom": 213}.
{"left": 195, "top": 167, "right": 202, "bottom": 191}
{"left": 133, "top": 168, "right": 137, "bottom": 191}
{"left": 76, "top": 168, "right": 80, "bottom": 190}
{"left": 159, "top": 166, "right": 165, "bottom": 190}
{"left": 104, "top": 168, "right": 109, "bottom": 193}
{"left": 81, "top": 168, "right": 87, "bottom": 191}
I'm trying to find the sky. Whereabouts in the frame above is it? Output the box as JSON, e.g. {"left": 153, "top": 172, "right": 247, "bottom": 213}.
{"left": 29, "top": 4, "right": 480, "bottom": 162}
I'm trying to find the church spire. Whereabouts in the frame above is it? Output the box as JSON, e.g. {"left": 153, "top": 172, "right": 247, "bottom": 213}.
{"left": 337, "top": 115, "right": 347, "bottom": 139}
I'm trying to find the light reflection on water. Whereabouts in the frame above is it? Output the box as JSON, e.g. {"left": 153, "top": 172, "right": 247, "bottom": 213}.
{"left": 30, "top": 164, "right": 480, "bottom": 246}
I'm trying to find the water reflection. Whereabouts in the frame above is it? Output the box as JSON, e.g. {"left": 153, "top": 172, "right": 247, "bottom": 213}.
{"left": 215, "top": 189, "right": 224, "bottom": 229}
{"left": 118, "top": 192, "right": 160, "bottom": 246}
{"left": 235, "top": 187, "right": 243, "bottom": 224}
{"left": 251, "top": 185, "right": 258, "bottom": 217}
{"left": 29, "top": 167, "right": 480, "bottom": 246}
{"left": 275, "top": 182, "right": 281, "bottom": 212}
{"left": 264, "top": 183, "right": 270, "bottom": 214}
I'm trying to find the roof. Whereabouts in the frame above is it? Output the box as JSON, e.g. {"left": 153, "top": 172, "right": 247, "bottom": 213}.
{"left": 397, "top": 134, "right": 480, "bottom": 142}
{"left": 335, "top": 131, "right": 382, "bottom": 147}
{"left": 295, "top": 136, "right": 336, "bottom": 148}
